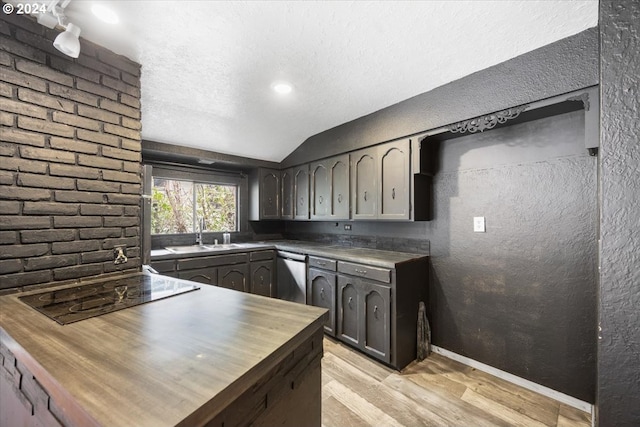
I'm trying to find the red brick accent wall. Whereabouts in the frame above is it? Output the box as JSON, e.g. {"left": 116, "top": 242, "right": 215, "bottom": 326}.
{"left": 0, "top": 13, "right": 142, "bottom": 291}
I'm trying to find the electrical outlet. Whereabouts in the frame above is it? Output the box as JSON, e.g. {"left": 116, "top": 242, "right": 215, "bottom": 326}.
{"left": 344, "top": 224, "right": 352, "bottom": 231}
{"left": 473, "top": 217, "right": 485, "bottom": 232}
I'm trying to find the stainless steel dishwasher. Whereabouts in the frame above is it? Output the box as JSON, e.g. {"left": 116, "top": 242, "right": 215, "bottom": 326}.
{"left": 276, "top": 250, "right": 307, "bottom": 304}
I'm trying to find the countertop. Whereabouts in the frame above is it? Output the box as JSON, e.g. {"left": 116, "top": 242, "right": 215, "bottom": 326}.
{"left": 151, "top": 240, "right": 428, "bottom": 268}
{"left": 0, "top": 272, "right": 328, "bottom": 427}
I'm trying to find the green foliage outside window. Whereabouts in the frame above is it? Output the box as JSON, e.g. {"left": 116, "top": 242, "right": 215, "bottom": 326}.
{"left": 152, "top": 178, "right": 237, "bottom": 234}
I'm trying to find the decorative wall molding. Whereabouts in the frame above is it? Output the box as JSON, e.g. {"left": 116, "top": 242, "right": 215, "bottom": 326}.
{"left": 447, "top": 105, "right": 529, "bottom": 134}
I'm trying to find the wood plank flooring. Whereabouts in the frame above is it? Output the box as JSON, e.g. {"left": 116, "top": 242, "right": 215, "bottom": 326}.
{"left": 322, "top": 338, "right": 591, "bottom": 427}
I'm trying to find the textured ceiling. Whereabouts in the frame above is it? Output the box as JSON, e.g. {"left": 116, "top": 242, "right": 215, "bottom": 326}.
{"left": 61, "top": 0, "right": 598, "bottom": 162}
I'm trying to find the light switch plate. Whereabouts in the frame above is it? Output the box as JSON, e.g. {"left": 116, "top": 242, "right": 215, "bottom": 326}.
{"left": 473, "top": 216, "right": 485, "bottom": 232}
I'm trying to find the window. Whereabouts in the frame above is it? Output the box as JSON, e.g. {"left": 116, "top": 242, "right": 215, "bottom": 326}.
{"left": 152, "top": 178, "right": 238, "bottom": 234}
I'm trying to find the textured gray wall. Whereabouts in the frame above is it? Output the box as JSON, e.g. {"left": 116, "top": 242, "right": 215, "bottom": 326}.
{"left": 427, "top": 111, "right": 597, "bottom": 402}
{"left": 282, "top": 28, "right": 599, "bottom": 167}
{"left": 286, "top": 110, "right": 598, "bottom": 402}
{"left": 598, "top": 1, "right": 640, "bottom": 425}
{"left": 282, "top": 26, "right": 602, "bottom": 403}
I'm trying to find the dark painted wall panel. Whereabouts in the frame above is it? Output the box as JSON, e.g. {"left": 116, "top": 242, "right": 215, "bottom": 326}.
{"left": 598, "top": 1, "right": 640, "bottom": 425}
{"left": 282, "top": 27, "right": 599, "bottom": 168}
{"left": 428, "top": 115, "right": 597, "bottom": 401}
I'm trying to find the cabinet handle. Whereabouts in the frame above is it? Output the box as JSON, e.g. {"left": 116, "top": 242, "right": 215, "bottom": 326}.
{"left": 260, "top": 277, "right": 264, "bottom": 285}
{"left": 363, "top": 191, "right": 367, "bottom": 201}
{"left": 300, "top": 197, "right": 304, "bottom": 206}
{"left": 319, "top": 195, "right": 323, "bottom": 204}
{"left": 320, "top": 288, "right": 325, "bottom": 300}
{"left": 355, "top": 268, "right": 368, "bottom": 275}
{"left": 374, "top": 305, "right": 378, "bottom": 319}
{"left": 267, "top": 197, "right": 272, "bottom": 206}
{"left": 317, "top": 261, "right": 327, "bottom": 266}
{"left": 338, "top": 194, "right": 342, "bottom": 203}
{"left": 392, "top": 188, "right": 396, "bottom": 200}
{"left": 348, "top": 296, "right": 353, "bottom": 309}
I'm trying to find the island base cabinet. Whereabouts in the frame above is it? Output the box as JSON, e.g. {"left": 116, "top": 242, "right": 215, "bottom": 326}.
{"left": 206, "top": 328, "right": 323, "bottom": 427}
{"left": 1, "top": 342, "right": 82, "bottom": 427}
{"left": 337, "top": 275, "right": 391, "bottom": 364}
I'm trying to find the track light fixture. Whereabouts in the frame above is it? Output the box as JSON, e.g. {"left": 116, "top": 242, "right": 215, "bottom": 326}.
{"left": 53, "top": 22, "right": 81, "bottom": 58}
{"left": 36, "top": 0, "right": 81, "bottom": 58}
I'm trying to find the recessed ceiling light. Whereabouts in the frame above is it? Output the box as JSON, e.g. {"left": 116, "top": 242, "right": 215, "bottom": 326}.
{"left": 272, "top": 82, "right": 293, "bottom": 95}
{"left": 91, "top": 4, "right": 119, "bottom": 24}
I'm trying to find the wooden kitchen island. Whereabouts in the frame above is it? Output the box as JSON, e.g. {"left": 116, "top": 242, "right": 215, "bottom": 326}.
{"left": 0, "top": 272, "right": 328, "bottom": 427}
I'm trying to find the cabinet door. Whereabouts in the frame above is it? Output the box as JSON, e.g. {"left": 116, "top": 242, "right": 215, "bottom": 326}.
{"left": 293, "top": 165, "right": 309, "bottom": 220}
{"left": 361, "top": 281, "right": 391, "bottom": 363}
{"left": 337, "top": 275, "right": 359, "bottom": 346}
{"left": 378, "top": 140, "right": 410, "bottom": 220}
{"left": 310, "top": 161, "right": 329, "bottom": 219}
{"left": 281, "top": 168, "right": 293, "bottom": 220}
{"left": 250, "top": 260, "right": 275, "bottom": 297}
{"left": 260, "top": 169, "right": 280, "bottom": 219}
{"left": 178, "top": 267, "right": 217, "bottom": 285}
{"left": 329, "top": 154, "right": 349, "bottom": 220}
{"left": 218, "top": 264, "right": 249, "bottom": 292}
{"left": 308, "top": 268, "right": 336, "bottom": 336}
{"left": 351, "top": 150, "right": 377, "bottom": 219}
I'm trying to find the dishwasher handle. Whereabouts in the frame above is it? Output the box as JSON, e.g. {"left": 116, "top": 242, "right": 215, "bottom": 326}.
{"left": 276, "top": 250, "right": 307, "bottom": 262}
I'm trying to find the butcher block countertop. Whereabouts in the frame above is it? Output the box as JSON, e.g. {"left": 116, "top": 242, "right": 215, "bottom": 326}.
{"left": 0, "top": 271, "right": 328, "bottom": 427}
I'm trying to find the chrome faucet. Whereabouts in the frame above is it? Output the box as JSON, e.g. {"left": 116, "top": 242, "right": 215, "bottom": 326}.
{"left": 196, "top": 217, "right": 205, "bottom": 245}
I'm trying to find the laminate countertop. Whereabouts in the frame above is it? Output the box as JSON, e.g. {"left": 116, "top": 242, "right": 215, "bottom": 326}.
{"left": 0, "top": 271, "right": 328, "bottom": 427}
{"left": 151, "top": 240, "right": 428, "bottom": 268}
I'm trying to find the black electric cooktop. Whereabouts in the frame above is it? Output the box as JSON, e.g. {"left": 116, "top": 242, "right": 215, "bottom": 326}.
{"left": 19, "top": 274, "right": 200, "bottom": 325}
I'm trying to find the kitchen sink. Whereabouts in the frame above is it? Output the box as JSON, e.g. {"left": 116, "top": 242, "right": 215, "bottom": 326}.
{"left": 165, "top": 244, "right": 242, "bottom": 254}
{"left": 205, "top": 244, "right": 242, "bottom": 250}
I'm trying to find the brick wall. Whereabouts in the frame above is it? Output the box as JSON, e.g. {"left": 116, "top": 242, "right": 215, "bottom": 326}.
{"left": 0, "top": 13, "right": 142, "bottom": 292}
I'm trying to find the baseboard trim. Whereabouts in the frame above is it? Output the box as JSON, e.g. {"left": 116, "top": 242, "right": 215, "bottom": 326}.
{"left": 430, "top": 345, "right": 593, "bottom": 414}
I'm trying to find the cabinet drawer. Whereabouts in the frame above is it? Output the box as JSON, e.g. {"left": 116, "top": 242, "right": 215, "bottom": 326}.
{"left": 337, "top": 261, "right": 391, "bottom": 284}
{"left": 250, "top": 250, "right": 275, "bottom": 262}
{"left": 308, "top": 256, "right": 336, "bottom": 271}
{"left": 177, "top": 253, "right": 248, "bottom": 270}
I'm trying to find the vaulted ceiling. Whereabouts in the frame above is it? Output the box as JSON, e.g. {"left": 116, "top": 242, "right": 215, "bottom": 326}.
{"left": 60, "top": 0, "right": 597, "bottom": 162}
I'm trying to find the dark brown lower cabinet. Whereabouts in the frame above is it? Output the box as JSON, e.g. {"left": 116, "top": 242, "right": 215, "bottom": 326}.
{"left": 152, "top": 248, "right": 427, "bottom": 370}
{"left": 178, "top": 267, "right": 217, "bottom": 285}
{"left": 307, "top": 268, "right": 336, "bottom": 336}
{"left": 333, "top": 258, "right": 427, "bottom": 370}
{"left": 250, "top": 260, "right": 275, "bottom": 297}
{"left": 337, "top": 275, "right": 391, "bottom": 364}
{"left": 219, "top": 264, "right": 249, "bottom": 292}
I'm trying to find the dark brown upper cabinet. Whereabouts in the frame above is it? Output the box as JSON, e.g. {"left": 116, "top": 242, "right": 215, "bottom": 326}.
{"left": 351, "top": 149, "right": 377, "bottom": 220}
{"left": 293, "top": 164, "right": 309, "bottom": 220}
{"left": 351, "top": 139, "right": 411, "bottom": 220}
{"left": 281, "top": 168, "right": 294, "bottom": 220}
{"left": 378, "top": 140, "right": 411, "bottom": 220}
{"left": 310, "top": 154, "right": 349, "bottom": 220}
{"left": 249, "top": 168, "right": 280, "bottom": 220}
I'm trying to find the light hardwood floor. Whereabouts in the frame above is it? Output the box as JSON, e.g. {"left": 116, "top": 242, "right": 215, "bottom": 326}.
{"left": 321, "top": 338, "right": 591, "bottom": 427}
